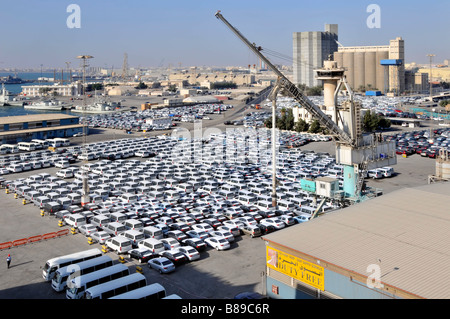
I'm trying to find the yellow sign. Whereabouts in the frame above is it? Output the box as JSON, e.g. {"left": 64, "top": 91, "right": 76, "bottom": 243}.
{"left": 267, "top": 247, "right": 325, "bottom": 291}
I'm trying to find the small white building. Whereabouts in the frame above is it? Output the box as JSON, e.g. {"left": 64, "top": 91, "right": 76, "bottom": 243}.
{"left": 163, "top": 98, "right": 184, "bottom": 106}
{"left": 315, "top": 177, "right": 340, "bottom": 198}
{"left": 146, "top": 117, "right": 172, "bottom": 126}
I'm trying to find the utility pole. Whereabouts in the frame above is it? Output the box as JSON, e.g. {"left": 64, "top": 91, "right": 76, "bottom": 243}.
{"left": 65, "top": 62, "right": 72, "bottom": 83}
{"left": 76, "top": 55, "right": 93, "bottom": 207}
{"left": 427, "top": 54, "right": 435, "bottom": 99}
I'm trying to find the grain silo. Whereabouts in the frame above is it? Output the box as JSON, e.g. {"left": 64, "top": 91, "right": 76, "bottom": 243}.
{"left": 342, "top": 52, "right": 354, "bottom": 87}
{"left": 354, "top": 52, "right": 366, "bottom": 90}
{"left": 364, "top": 51, "right": 377, "bottom": 89}
{"left": 332, "top": 37, "right": 405, "bottom": 93}
{"left": 376, "top": 50, "right": 389, "bottom": 92}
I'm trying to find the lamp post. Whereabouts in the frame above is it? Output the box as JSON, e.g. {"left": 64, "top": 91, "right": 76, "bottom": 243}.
{"left": 76, "top": 55, "right": 93, "bottom": 206}
{"left": 427, "top": 54, "right": 435, "bottom": 99}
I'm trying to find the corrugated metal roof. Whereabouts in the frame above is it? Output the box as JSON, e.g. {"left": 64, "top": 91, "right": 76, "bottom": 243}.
{"left": 263, "top": 182, "right": 450, "bottom": 299}
{"left": 0, "top": 124, "right": 84, "bottom": 136}
{"left": 0, "top": 114, "right": 78, "bottom": 125}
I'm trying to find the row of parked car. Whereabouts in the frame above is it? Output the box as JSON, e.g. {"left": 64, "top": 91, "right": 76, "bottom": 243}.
{"left": 2, "top": 127, "right": 359, "bottom": 278}
{"left": 80, "top": 103, "right": 233, "bottom": 132}
{"left": 387, "top": 127, "right": 450, "bottom": 158}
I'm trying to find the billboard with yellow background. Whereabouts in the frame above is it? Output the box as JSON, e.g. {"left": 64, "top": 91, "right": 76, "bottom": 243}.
{"left": 267, "top": 246, "right": 325, "bottom": 291}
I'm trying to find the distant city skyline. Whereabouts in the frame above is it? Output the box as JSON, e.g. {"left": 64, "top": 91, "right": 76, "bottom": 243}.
{"left": 1, "top": 0, "right": 448, "bottom": 70}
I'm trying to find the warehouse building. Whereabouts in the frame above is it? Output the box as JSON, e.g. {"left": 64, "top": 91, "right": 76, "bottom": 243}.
{"left": 0, "top": 114, "right": 84, "bottom": 144}
{"left": 263, "top": 182, "right": 450, "bottom": 299}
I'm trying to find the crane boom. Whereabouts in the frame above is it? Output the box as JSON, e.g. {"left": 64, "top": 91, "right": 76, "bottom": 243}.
{"left": 214, "top": 11, "right": 355, "bottom": 147}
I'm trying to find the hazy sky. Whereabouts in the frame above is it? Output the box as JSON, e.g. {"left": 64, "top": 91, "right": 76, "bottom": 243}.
{"left": 1, "top": 0, "right": 448, "bottom": 70}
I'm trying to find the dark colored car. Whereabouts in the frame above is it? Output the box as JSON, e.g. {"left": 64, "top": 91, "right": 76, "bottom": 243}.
{"left": 160, "top": 250, "right": 187, "bottom": 265}
{"left": 182, "top": 238, "right": 207, "bottom": 252}
{"left": 167, "top": 230, "right": 188, "bottom": 242}
{"left": 169, "top": 222, "right": 191, "bottom": 233}
{"left": 128, "top": 248, "right": 157, "bottom": 263}
{"left": 257, "top": 224, "right": 276, "bottom": 235}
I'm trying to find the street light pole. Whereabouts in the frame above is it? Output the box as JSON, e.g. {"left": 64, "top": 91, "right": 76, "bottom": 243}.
{"left": 76, "top": 55, "right": 93, "bottom": 207}
{"left": 427, "top": 54, "right": 435, "bottom": 99}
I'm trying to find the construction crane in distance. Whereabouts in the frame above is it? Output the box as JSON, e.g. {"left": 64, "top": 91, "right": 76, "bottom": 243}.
{"left": 214, "top": 11, "right": 397, "bottom": 204}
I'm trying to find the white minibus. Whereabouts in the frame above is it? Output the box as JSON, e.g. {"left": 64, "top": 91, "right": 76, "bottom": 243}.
{"left": 109, "top": 283, "right": 166, "bottom": 300}
{"left": 1, "top": 144, "right": 19, "bottom": 154}
{"left": 84, "top": 273, "right": 147, "bottom": 299}
{"left": 54, "top": 138, "right": 70, "bottom": 146}
{"left": 51, "top": 255, "right": 113, "bottom": 292}
{"left": 18, "top": 142, "right": 36, "bottom": 152}
{"left": 66, "top": 264, "right": 129, "bottom": 299}
{"left": 42, "top": 248, "right": 102, "bottom": 281}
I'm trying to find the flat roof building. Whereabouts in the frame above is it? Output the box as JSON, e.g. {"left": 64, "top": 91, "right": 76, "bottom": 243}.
{"left": 0, "top": 114, "right": 84, "bottom": 144}
{"left": 21, "top": 82, "right": 82, "bottom": 97}
{"left": 263, "top": 182, "right": 450, "bottom": 299}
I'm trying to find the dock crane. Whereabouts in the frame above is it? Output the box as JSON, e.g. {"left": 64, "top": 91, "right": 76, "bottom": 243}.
{"left": 215, "top": 11, "right": 397, "bottom": 204}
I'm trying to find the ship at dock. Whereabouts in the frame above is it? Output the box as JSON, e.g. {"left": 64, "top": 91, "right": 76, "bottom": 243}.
{"left": 71, "top": 101, "right": 123, "bottom": 114}
{"left": 24, "top": 99, "right": 72, "bottom": 110}
{"left": 0, "top": 84, "right": 26, "bottom": 106}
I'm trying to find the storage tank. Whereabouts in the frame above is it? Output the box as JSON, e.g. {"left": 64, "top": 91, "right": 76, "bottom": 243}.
{"left": 342, "top": 52, "right": 355, "bottom": 90}
{"left": 365, "top": 52, "right": 377, "bottom": 90}
{"left": 354, "top": 52, "right": 365, "bottom": 91}
{"left": 334, "top": 52, "right": 344, "bottom": 69}
{"left": 376, "top": 51, "right": 389, "bottom": 92}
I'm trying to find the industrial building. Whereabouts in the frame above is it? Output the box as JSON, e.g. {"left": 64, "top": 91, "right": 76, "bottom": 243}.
{"left": 263, "top": 182, "right": 450, "bottom": 299}
{"left": 417, "top": 67, "right": 450, "bottom": 83}
{"left": 333, "top": 37, "right": 405, "bottom": 94}
{"left": 405, "top": 71, "right": 429, "bottom": 94}
{"left": 0, "top": 114, "right": 84, "bottom": 144}
{"left": 293, "top": 24, "right": 339, "bottom": 88}
{"left": 168, "top": 72, "right": 255, "bottom": 87}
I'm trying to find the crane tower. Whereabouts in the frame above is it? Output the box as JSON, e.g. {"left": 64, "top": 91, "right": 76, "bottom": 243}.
{"left": 215, "top": 11, "right": 397, "bottom": 202}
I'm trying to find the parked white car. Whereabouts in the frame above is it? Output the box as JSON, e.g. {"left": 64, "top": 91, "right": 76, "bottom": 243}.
{"left": 205, "top": 236, "right": 231, "bottom": 251}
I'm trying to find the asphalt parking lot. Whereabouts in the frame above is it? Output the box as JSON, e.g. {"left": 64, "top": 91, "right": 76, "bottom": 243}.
{"left": 0, "top": 107, "right": 443, "bottom": 300}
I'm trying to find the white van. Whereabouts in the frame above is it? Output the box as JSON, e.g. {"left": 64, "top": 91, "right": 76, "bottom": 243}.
{"left": 120, "top": 193, "right": 138, "bottom": 203}
{"left": 90, "top": 214, "right": 111, "bottom": 230}
{"left": 123, "top": 219, "right": 144, "bottom": 231}
{"left": 221, "top": 184, "right": 237, "bottom": 193}
{"left": 65, "top": 214, "right": 87, "bottom": 229}
{"left": 256, "top": 200, "right": 274, "bottom": 211}
{"left": 105, "top": 237, "right": 133, "bottom": 255}
{"left": 68, "top": 193, "right": 81, "bottom": 205}
{"left": 119, "top": 230, "right": 145, "bottom": 247}
{"left": 299, "top": 206, "right": 316, "bottom": 215}
{"left": 141, "top": 226, "right": 164, "bottom": 240}
{"left": 57, "top": 197, "right": 72, "bottom": 209}
{"left": 109, "top": 212, "right": 127, "bottom": 223}
{"left": 175, "top": 183, "right": 194, "bottom": 193}
{"left": 199, "top": 185, "right": 217, "bottom": 195}
{"left": 377, "top": 167, "right": 394, "bottom": 178}
{"left": 277, "top": 200, "right": 296, "bottom": 212}
{"left": 103, "top": 222, "right": 127, "bottom": 236}
{"left": 219, "top": 189, "right": 235, "bottom": 200}
{"left": 34, "top": 196, "right": 51, "bottom": 208}
{"left": 138, "top": 238, "right": 165, "bottom": 254}
{"left": 236, "top": 195, "right": 257, "bottom": 206}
